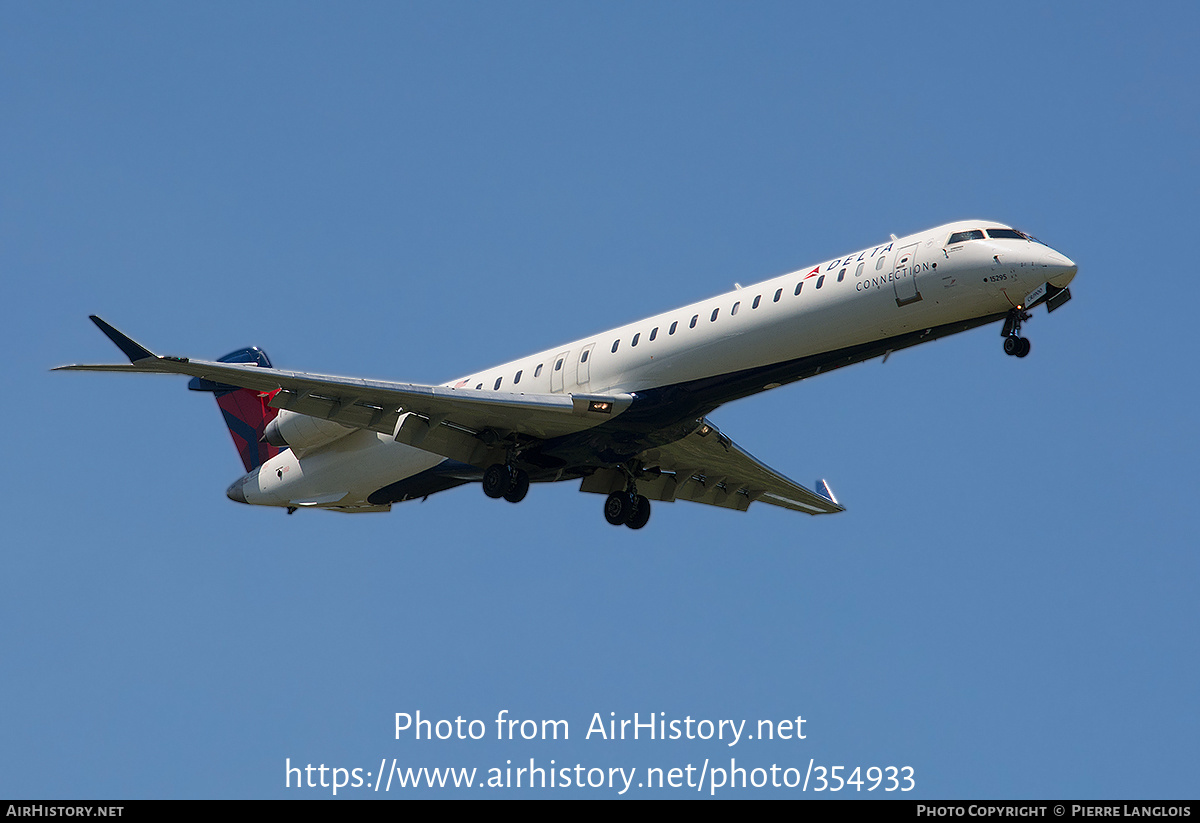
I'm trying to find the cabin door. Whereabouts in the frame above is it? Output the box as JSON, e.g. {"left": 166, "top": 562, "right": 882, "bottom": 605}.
{"left": 550, "top": 350, "right": 570, "bottom": 393}
{"left": 893, "top": 243, "right": 922, "bottom": 306}
{"left": 576, "top": 344, "right": 595, "bottom": 389}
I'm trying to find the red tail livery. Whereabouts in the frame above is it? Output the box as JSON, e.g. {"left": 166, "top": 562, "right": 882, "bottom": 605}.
{"left": 187, "top": 347, "right": 280, "bottom": 472}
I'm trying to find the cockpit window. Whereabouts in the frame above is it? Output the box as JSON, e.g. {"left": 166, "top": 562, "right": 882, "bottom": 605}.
{"left": 947, "top": 229, "right": 985, "bottom": 244}
{"left": 986, "top": 228, "right": 1027, "bottom": 240}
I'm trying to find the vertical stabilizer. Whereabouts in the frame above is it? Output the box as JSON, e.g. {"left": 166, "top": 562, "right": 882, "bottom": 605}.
{"left": 187, "top": 347, "right": 280, "bottom": 472}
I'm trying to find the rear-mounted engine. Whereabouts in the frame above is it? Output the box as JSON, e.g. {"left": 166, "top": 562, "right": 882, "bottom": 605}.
{"left": 262, "top": 410, "right": 355, "bottom": 451}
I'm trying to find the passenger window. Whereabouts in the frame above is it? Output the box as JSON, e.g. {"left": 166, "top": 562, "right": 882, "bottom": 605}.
{"left": 494, "top": 377, "right": 502, "bottom": 390}
{"left": 837, "top": 268, "right": 846, "bottom": 282}
{"left": 632, "top": 333, "right": 640, "bottom": 347}
{"left": 794, "top": 282, "right": 803, "bottom": 296}
{"left": 752, "top": 295, "right": 761, "bottom": 309}
{"left": 475, "top": 383, "right": 482, "bottom": 390}
{"left": 876, "top": 257, "right": 886, "bottom": 271}
{"left": 611, "top": 340, "right": 620, "bottom": 353}
{"left": 514, "top": 370, "right": 522, "bottom": 384}
{"left": 535, "top": 364, "right": 543, "bottom": 377}
{"left": 774, "top": 288, "right": 782, "bottom": 302}
{"left": 690, "top": 315, "right": 698, "bottom": 328}
{"left": 710, "top": 308, "right": 719, "bottom": 322}
{"left": 555, "top": 359, "right": 563, "bottom": 371}
{"left": 581, "top": 350, "right": 589, "bottom": 362}
{"left": 649, "top": 327, "right": 658, "bottom": 341}
{"left": 816, "top": 275, "right": 825, "bottom": 289}
{"left": 669, "top": 321, "right": 678, "bottom": 335}
{"left": 855, "top": 261, "right": 865, "bottom": 277}
{"left": 731, "top": 301, "right": 740, "bottom": 316}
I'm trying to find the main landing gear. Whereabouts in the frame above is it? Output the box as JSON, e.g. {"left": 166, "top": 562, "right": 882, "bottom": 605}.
{"left": 1001, "top": 308, "right": 1032, "bottom": 358}
{"left": 482, "top": 463, "right": 529, "bottom": 503}
{"left": 604, "top": 490, "right": 651, "bottom": 530}
{"left": 483, "top": 459, "right": 653, "bottom": 529}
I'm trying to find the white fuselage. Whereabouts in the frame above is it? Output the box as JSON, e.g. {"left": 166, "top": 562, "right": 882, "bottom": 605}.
{"left": 234, "top": 220, "right": 1077, "bottom": 510}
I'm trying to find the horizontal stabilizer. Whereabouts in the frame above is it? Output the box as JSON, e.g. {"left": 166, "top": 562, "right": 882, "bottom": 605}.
{"left": 88, "top": 315, "right": 156, "bottom": 362}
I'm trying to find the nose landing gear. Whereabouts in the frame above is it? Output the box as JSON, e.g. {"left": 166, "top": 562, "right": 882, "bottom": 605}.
{"left": 1001, "top": 308, "right": 1032, "bottom": 358}
{"left": 1003, "top": 335, "right": 1031, "bottom": 358}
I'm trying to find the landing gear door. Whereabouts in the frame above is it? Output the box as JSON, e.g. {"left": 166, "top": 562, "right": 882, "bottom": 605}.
{"left": 894, "top": 243, "right": 922, "bottom": 306}
{"left": 550, "top": 350, "right": 570, "bottom": 393}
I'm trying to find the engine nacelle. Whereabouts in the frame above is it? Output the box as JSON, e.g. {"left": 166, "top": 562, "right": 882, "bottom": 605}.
{"left": 262, "top": 409, "right": 356, "bottom": 451}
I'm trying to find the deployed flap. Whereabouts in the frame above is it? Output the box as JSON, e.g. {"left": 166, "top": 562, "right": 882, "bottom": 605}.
{"left": 582, "top": 419, "right": 844, "bottom": 515}
{"left": 56, "top": 317, "right": 632, "bottom": 445}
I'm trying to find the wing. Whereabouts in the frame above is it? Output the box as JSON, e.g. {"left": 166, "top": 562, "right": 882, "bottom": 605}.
{"left": 60, "top": 317, "right": 844, "bottom": 515}
{"left": 579, "top": 418, "right": 844, "bottom": 516}
{"left": 57, "top": 317, "right": 631, "bottom": 467}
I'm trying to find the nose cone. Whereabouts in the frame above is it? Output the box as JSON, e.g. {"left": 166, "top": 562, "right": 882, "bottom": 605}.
{"left": 1045, "top": 250, "right": 1078, "bottom": 288}
{"left": 226, "top": 478, "right": 248, "bottom": 504}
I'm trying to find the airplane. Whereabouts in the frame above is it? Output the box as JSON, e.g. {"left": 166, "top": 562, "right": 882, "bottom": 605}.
{"left": 58, "top": 220, "right": 1077, "bottom": 529}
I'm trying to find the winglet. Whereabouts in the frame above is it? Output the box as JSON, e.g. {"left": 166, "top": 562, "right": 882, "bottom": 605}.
{"left": 88, "top": 315, "right": 156, "bottom": 363}
{"left": 815, "top": 479, "right": 838, "bottom": 506}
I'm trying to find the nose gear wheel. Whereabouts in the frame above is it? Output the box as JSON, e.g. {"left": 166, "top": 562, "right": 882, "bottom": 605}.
{"left": 1001, "top": 308, "right": 1032, "bottom": 358}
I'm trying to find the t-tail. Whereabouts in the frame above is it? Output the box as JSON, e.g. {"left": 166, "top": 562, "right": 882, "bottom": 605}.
{"left": 187, "top": 347, "right": 281, "bottom": 472}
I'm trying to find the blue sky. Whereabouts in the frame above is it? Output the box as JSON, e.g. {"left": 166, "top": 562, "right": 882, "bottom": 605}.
{"left": 3, "top": 1, "right": 1197, "bottom": 798}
